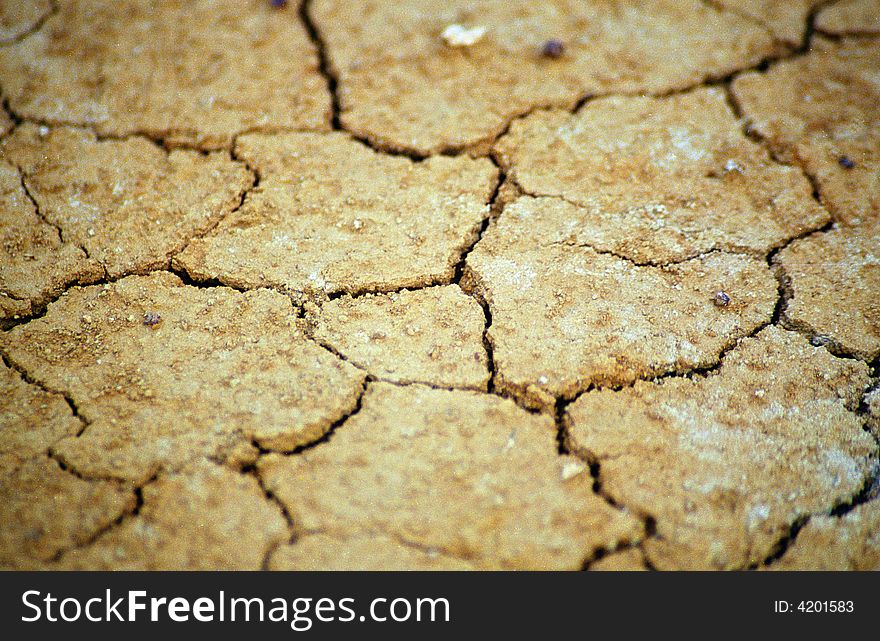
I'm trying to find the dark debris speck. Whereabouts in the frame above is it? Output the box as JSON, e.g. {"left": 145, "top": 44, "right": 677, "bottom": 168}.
{"left": 143, "top": 311, "right": 162, "bottom": 327}
{"left": 541, "top": 39, "right": 565, "bottom": 59}
{"left": 838, "top": 155, "right": 855, "bottom": 169}
{"left": 270, "top": 0, "right": 288, "bottom": 8}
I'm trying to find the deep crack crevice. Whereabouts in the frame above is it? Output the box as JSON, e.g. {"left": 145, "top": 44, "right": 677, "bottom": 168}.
{"left": 557, "top": 397, "right": 656, "bottom": 567}
{"left": 298, "top": 0, "right": 341, "bottom": 131}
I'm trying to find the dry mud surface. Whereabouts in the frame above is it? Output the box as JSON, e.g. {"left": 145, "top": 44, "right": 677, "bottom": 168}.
{"left": 0, "top": 0, "right": 878, "bottom": 571}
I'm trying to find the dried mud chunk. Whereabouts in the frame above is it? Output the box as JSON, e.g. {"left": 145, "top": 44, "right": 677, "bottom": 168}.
{"left": 566, "top": 327, "right": 877, "bottom": 570}
{"left": 464, "top": 225, "right": 777, "bottom": 409}
{"left": 770, "top": 501, "right": 880, "bottom": 570}
{"left": 715, "top": 0, "right": 820, "bottom": 45}
{"left": 494, "top": 89, "right": 828, "bottom": 264}
{"left": 816, "top": 0, "right": 880, "bottom": 35}
{"left": 56, "top": 463, "right": 288, "bottom": 570}
{"left": 0, "top": 0, "right": 329, "bottom": 149}
{"left": 777, "top": 224, "right": 880, "bottom": 361}
{"left": 588, "top": 548, "right": 647, "bottom": 571}
{"left": 259, "top": 383, "right": 641, "bottom": 570}
{"left": 313, "top": 0, "right": 776, "bottom": 155}
{"left": 0, "top": 362, "right": 81, "bottom": 475}
{"left": 733, "top": 37, "right": 880, "bottom": 226}
{"left": 2, "top": 124, "right": 252, "bottom": 278}
{"left": 0, "top": 0, "right": 51, "bottom": 43}
{"left": 0, "top": 159, "right": 100, "bottom": 320}
{"left": 305, "top": 286, "right": 489, "bottom": 389}
{"left": 0, "top": 273, "right": 365, "bottom": 483}
{"left": 270, "top": 534, "right": 475, "bottom": 571}
{"left": 0, "top": 457, "right": 135, "bottom": 569}
{"left": 177, "top": 132, "right": 496, "bottom": 295}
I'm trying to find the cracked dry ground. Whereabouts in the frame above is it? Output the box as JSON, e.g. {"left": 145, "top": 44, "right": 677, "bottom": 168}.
{"left": 0, "top": 0, "right": 879, "bottom": 572}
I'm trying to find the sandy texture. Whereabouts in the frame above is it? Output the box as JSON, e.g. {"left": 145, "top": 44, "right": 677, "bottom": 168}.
{"left": 495, "top": 88, "right": 828, "bottom": 264}
{"left": 465, "top": 212, "right": 777, "bottom": 408}
{"left": 0, "top": 361, "right": 81, "bottom": 475}
{"left": 816, "top": 0, "right": 880, "bottom": 35}
{"left": 0, "top": 158, "right": 100, "bottom": 322}
{"left": 2, "top": 124, "right": 253, "bottom": 278}
{"left": 0, "top": 0, "right": 329, "bottom": 149}
{"left": 305, "top": 285, "right": 489, "bottom": 389}
{"left": 0, "top": 273, "right": 365, "bottom": 483}
{"left": 260, "top": 383, "right": 642, "bottom": 569}
{"left": 177, "top": 132, "right": 496, "bottom": 296}
{"left": 0, "top": 457, "right": 134, "bottom": 569}
{"left": 769, "top": 500, "right": 880, "bottom": 570}
{"left": 313, "top": 0, "right": 777, "bottom": 155}
{"left": 715, "top": 0, "right": 819, "bottom": 45}
{"left": 777, "top": 224, "right": 880, "bottom": 360}
{"left": 1, "top": 0, "right": 877, "bottom": 572}
{"left": 0, "top": 0, "right": 51, "bottom": 43}
{"left": 56, "top": 462, "right": 288, "bottom": 570}
{"left": 733, "top": 37, "right": 880, "bottom": 226}
{"left": 566, "top": 326, "right": 876, "bottom": 570}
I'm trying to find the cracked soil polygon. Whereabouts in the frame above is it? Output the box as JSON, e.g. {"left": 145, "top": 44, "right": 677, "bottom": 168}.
{"left": 0, "top": 0, "right": 330, "bottom": 148}
{"left": 733, "top": 36, "right": 880, "bottom": 227}
{"left": 314, "top": 0, "right": 778, "bottom": 155}
{"left": 55, "top": 462, "right": 289, "bottom": 570}
{"left": 1, "top": 0, "right": 878, "bottom": 572}
{"left": 494, "top": 88, "right": 829, "bottom": 265}
{"left": 566, "top": 327, "right": 877, "bottom": 569}
{"left": 0, "top": 273, "right": 365, "bottom": 483}
{"left": 465, "top": 218, "right": 777, "bottom": 409}
{"left": 305, "top": 285, "right": 489, "bottom": 389}
{"left": 2, "top": 123, "right": 253, "bottom": 279}
{"left": 777, "top": 223, "right": 880, "bottom": 361}
{"left": 176, "top": 131, "right": 497, "bottom": 296}
{"left": 259, "top": 382, "right": 642, "bottom": 569}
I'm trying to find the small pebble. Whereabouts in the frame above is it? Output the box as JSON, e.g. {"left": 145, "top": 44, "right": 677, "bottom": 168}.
{"left": 270, "top": 0, "right": 287, "bottom": 8}
{"left": 442, "top": 24, "right": 487, "bottom": 47}
{"left": 810, "top": 335, "right": 831, "bottom": 347}
{"left": 560, "top": 461, "right": 586, "bottom": 481}
{"left": 838, "top": 155, "right": 855, "bottom": 169}
{"left": 713, "top": 291, "right": 731, "bottom": 307}
{"left": 143, "top": 311, "right": 162, "bottom": 327}
{"left": 541, "top": 39, "right": 565, "bottom": 58}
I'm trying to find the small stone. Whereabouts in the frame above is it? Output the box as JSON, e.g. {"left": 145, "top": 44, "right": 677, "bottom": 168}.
{"left": 270, "top": 0, "right": 288, "bottom": 7}
{"left": 560, "top": 460, "right": 586, "bottom": 481}
{"left": 541, "top": 39, "right": 565, "bottom": 58}
{"left": 838, "top": 155, "right": 855, "bottom": 169}
{"left": 441, "top": 24, "right": 487, "bottom": 47}
{"left": 142, "top": 311, "right": 162, "bottom": 327}
{"left": 713, "top": 291, "right": 731, "bottom": 307}
{"left": 724, "top": 159, "right": 744, "bottom": 173}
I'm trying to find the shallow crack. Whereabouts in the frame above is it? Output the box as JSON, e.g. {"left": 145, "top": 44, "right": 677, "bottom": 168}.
{"left": 0, "top": 351, "right": 87, "bottom": 434}
{"left": 0, "top": 0, "right": 57, "bottom": 48}
{"left": 753, "top": 459, "right": 879, "bottom": 569}
{"left": 49, "top": 472, "right": 156, "bottom": 565}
